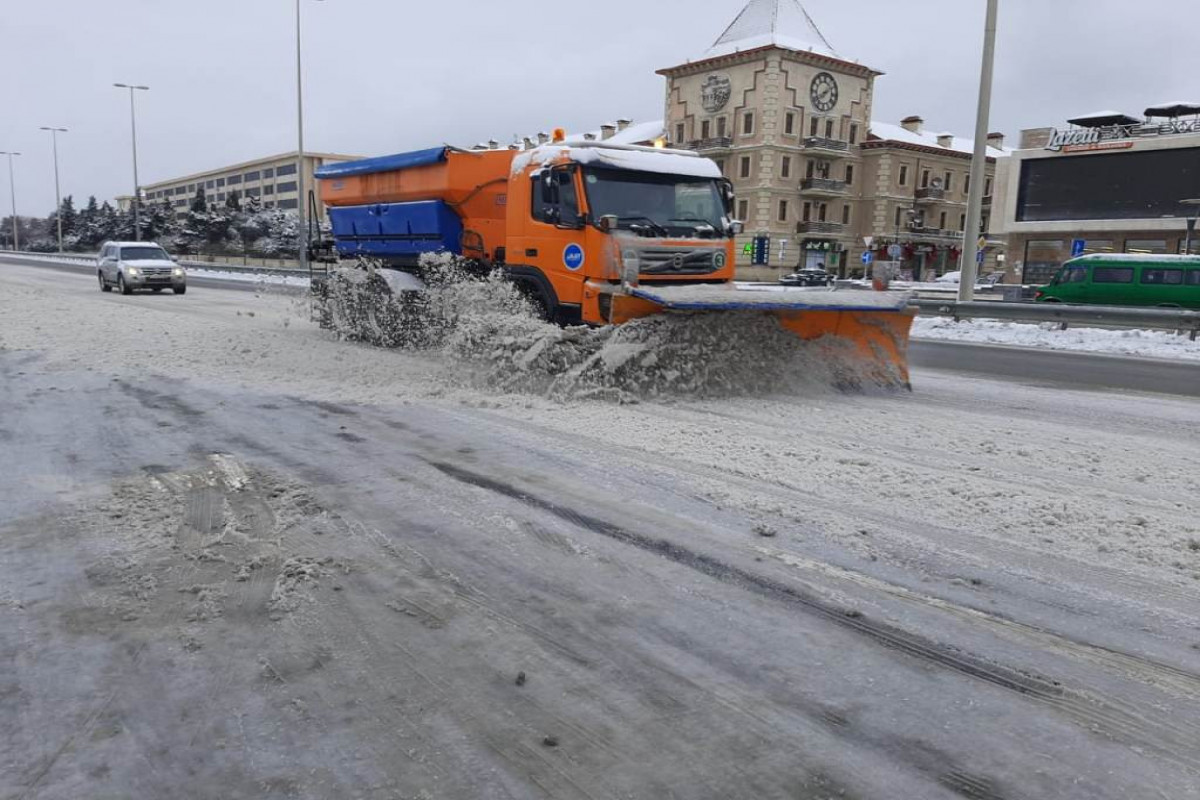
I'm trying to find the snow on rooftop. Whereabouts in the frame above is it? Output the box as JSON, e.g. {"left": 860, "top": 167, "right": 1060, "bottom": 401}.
{"left": 704, "top": 0, "right": 842, "bottom": 61}
{"left": 869, "top": 121, "right": 1010, "bottom": 158}
{"left": 511, "top": 144, "right": 721, "bottom": 180}
{"left": 563, "top": 120, "right": 664, "bottom": 147}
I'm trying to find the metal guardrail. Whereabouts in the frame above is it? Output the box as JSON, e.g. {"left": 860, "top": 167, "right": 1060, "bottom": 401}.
{"left": 0, "top": 250, "right": 305, "bottom": 279}
{"left": 914, "top": 299, "right": 1200, "bottom": 340}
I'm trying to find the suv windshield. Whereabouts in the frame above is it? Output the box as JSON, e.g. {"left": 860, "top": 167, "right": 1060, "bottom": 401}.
{"left": 120, "top": 246, "right": 170, "bottom": 262}
{"left": 583, "top": 168, "right": 726, "bottom": 236}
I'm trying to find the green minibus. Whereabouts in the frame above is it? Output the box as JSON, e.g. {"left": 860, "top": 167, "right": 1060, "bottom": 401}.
{"left": 1035, "top": 254, "right": 1200, "bottom": 308}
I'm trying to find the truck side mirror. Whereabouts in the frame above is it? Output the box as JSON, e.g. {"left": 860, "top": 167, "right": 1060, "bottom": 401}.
{"left": 599, "top": 215, "right": 619, "bottom": 232}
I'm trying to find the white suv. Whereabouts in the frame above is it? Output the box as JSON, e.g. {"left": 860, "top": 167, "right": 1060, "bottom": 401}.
{"left": 97, "top": 241, "right": 187, "bottom": 295}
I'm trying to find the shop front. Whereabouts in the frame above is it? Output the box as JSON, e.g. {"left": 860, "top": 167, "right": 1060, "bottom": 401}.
{"left": 801, "top": 239, "right": 845, "bottom": 273}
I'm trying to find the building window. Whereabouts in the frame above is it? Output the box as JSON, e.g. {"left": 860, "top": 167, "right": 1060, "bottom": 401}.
{"left": 737, "top": 199, "right": 749, "bottom": 220}
{"left": 246, "top": 187, "right": 261, "bottom": 198}
{"left": 849, "top": 124, "right": 859, "bottom": 145}
{"left": 276, "top": 181, "right": 298, "bottom": 193}
{"left": 785, "top": 112, "right": 796, "bottom": 135}
{"left": 895, "top": 206, "right": 903, "bottom": 227}
{"left": 1125, "top": 239, "right": 1168, "bottom": 254}
{"left": 844, "top": 164, "right": 854, "bottom": 185}
{"left": 217, "top": 193, "right": 226, "bottom": 202}
{"left": 944, "top": 172, "right": 953, "bottom": 192}
{"left": 205, "top": 180, "right": 214, "bottom": 189}
{"left": 701, "top": 119, "right": 711, "bottom": 139}
{"left": 244, "top": 171, "right": 261, "bottom": 182}
{"left": 806, "top": 159, "right": 815, "bottom": 179}
{"left": 1022, "top": 240, "right": 1067, "bottom": 284}
{"left": 187, "top": 184, "right": 195, "bottom": 192}
{"left": 742, "top": 112, "right": 755, "bottom": 136}
{"left": 803, "top": 202, "right": 812, "bottom": 222}
{"left": 939, "top": 211, "right": 947, "bottom": 229}
{"left": 739, "top": 156, "right": 751, "bottom": 179}
{"left": 174, "top": 187, "right": 186, "bottom": 195}
{"left": 263, "top": 168, "right": 274, "bottom": 179}
{"left": 717, "top": 117, "right": 726, "bottom": 138}
{"left": 279, "top": 198, "right": 299, "bottom": 209}
{"left": 964, "top": 174, "right": 971, "bottom": 195}
{"left": 921, "top": 170, "right": 930, "bottom": 189}
{"left": 778, "top": 200, "right": 789, "bottom": 222}
{"left": 263, "top": 184, "right": 275, "bottom": 195}
{"left": 825, "top": 119, "right": 834, "bottom": 138}
{"left": 265, "top": 201, "right": 276, "bottom": 208}
{"left": 984, "top": 177, "right": 993, "bottom": 196}
{"left": 781, "top": 156, "right": 792, "bottom": 179}
{"left": 898, "top": 165, "right": 909, "bottom": 187}
{"left": 810, "top": 116, "right": 820, "bottom": 136}
{"left": 714, "top": 158, "right": 725, "bottom": 175}
{"left": 228, "top": 175, "right": 242, "bottom": 185}
{"left": 675, "top": 123, "right": 685, "bottom": 144}
{"left": 817, "top": 203, "right": 828, "bottom": 222}
{"left": 841, "top": 204, "right": 851, "bottom": 225}
{"left": 216, "top": 178, "right": 226, "bottom": 187}
{"left": 959, "top": 213, "right": 966, "bottom": 231}
{"left": 276, "top": 163, "right": 297, "bottom": 177}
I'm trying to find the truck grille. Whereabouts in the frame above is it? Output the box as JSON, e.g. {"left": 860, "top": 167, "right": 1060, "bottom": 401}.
{"left": 637, "top": 248, "right": 721, "bottom": 276}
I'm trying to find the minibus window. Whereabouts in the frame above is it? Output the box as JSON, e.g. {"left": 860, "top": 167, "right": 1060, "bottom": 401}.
{"left": 1093, "top": 267, "right": 1135, "bottom": 284}
{"left": 1066, "top": 267, "right": 1088, "bottom": 283}
{"left": 1141, "top": 269, "right": 1184, "bottom": 285}
{"left": 1187, "top": 270, "right": 1200, "bottom": 286}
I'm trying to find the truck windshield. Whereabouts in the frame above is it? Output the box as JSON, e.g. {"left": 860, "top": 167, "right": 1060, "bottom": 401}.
{"left": 121, "top": 246, "right": 171, "bottom": 262}
{"left": 583, "top": 168, "right": 726, "bottom": 236}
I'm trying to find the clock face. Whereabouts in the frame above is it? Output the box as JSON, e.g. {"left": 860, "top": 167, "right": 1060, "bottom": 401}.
{"left": 810, "top": 72, "right": 839, "bottom": 113}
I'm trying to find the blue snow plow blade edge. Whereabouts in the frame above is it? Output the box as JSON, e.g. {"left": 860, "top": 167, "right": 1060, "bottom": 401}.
{"left": 315, "top": 147, "right": 447, "bottom": 179}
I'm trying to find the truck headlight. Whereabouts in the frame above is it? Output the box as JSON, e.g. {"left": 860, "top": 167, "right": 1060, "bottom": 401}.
{"left": 621, "top": 249, "right": 640, "bottom": 287}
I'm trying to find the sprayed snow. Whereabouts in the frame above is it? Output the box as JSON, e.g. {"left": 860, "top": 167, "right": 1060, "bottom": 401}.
{"left": 913, "top": 316, "right": 1200, "bottom": 362}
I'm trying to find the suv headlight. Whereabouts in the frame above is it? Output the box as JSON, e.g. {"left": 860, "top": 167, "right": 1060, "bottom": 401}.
{"left": 126, "top": 267, "right": 139, "bottom": 276}
{"left": 173, "top": 267, "right": 184, "bottom": 277}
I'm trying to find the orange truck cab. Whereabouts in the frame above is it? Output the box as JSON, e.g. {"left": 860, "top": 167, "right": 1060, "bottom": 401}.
{"left": 313, "top": 139, "right": 740, "bottom": 324}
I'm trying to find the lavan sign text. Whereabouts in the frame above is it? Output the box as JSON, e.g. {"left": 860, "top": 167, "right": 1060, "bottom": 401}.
{"left": 1045, "top": 128, "right": 1135, "bottom": 153}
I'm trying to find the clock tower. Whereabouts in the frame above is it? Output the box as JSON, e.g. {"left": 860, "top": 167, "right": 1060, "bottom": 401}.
{"left": 657, "top": 0, "right": 882, "bottom": 277}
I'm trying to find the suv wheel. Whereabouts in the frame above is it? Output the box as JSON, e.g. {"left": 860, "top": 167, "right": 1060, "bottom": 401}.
{"left": 98, "top": 271, "right": 111, "bottom": 292}
{"left": 118, "top": 274, "right": 133, "bottom": 295}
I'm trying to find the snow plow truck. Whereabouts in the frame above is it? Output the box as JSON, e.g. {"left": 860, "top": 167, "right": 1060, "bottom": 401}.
{"left": 309, "top": 133, "right": 915, "bottom": 387}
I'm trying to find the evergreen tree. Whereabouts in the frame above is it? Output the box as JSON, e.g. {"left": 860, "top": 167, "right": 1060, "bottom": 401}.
{"left": 225, "top": 190, "right": 241, "bottom": 211}
{"left": 190, "top": 186, "right": 208, "bottom": 213}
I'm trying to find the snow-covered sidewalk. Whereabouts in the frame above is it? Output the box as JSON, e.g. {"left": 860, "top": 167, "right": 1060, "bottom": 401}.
{"left": 913, "top": 316, "right": 1200, "bottom": 362}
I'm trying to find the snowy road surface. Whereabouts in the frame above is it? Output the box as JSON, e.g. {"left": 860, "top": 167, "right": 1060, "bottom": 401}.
{"left": 2, "top": 260, "right": 1199, "bottom": 799}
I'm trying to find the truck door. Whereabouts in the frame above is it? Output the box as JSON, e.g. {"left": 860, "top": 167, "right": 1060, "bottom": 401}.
{"left": 523, "top": 166, "right": 588, "bottom": 306}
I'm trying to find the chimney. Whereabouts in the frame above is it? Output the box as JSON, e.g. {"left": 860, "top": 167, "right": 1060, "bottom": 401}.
{"left": 487, "top": 139, "right": 499, "bottom": 150}
{"left": 937, "top": 133, "right": 954, "bottom": 148}
{"left": 537, "top": 131, "right": 549, "bottom": 145}
{"left": 600, "top": 123, "right": 616, "bottom": 140}
{"left": 987, "top": 131, "right": 1006, "bottom": 149}
{"left": 523, "top": 137, "right": 535, "bottom": 150}
{"left": 901, "top": 115, "right": 924, "bottom": 134}
{"left": 616, "top": 118, "right": 632, "bottom": 131}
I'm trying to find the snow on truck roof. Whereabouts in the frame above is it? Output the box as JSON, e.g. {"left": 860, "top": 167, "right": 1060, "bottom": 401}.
{"left": 1067, "top": 253, "right": 1200, "bottom": 264}
{"left": 511, "top": 143, "right": 723, "bottom": 180}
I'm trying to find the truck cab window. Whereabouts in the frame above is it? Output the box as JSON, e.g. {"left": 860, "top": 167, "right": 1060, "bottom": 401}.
{"left": 532, "top": 168, "right": 581, "bottom": 227}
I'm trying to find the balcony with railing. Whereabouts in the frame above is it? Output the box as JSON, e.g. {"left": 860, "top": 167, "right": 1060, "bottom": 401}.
{"left": 800, "top": 177, "right": 848, "bottom": 197}
{"left": 801, "top": 137, "right": 850, "bottom": 157}
{"left": 982, "top": 194, "right": 993, "bottom": 207}
{"left": 796, "top": 220, "right": 846, "bottom": 236}
{"left": 914, "top": 186, "right": 946, "bottom": 204}
{"left": 907, "top": 225, "right": 962, "bottom": 242}
{"left": 685, "top": 137, "right": 733, "bottom": 152}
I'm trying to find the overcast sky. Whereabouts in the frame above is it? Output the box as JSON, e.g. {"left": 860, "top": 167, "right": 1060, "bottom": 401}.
{"left": 1, "top": 0, "right": 1192, "bottom": 215}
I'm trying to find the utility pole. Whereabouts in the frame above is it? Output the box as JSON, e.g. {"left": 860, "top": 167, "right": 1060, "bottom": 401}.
{"left": 114, "top": 84, "right": 150, "bottom": 240}
{"left": 39, "top": 127, "right": 68, "bottom": 253}
{"left": 295, "top": 0, "right": 324, "bottom": 272}
{"left": 0, "top": 151, "right": 19, "bottom": 250}
{"left": 959, "top": 0, "right": 999, "bottom": 302}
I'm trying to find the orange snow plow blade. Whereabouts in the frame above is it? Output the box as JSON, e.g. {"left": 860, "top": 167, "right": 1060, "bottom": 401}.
{"left": 617, "top": 283, "right": 916, "bottom": 389}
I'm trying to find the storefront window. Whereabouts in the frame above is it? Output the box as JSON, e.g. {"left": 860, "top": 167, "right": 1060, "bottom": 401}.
{"left": 1179, "top": 239, "right": 1200, "bottom": 255}
{"left": 1083, "top": 239, "right": 1115, "bottom": 255}
{"left": 1124, "top": 239, "right": 1168, "bottom": 254}
{"left": 1023, "top": 240, "right": 1067, "bottom": 285}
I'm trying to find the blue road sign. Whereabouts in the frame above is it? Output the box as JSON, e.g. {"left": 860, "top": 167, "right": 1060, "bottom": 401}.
{"left": 976, "top": 249, "right": 986, "bottom": 265}
{"left": 861, "top": 251, "right": 874, "bottom": 265}
{"left": 1071, "top": 239, "right": 1086, "bottom": 258}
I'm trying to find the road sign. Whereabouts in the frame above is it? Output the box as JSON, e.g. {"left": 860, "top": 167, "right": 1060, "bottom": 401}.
{"left": 887, "top": 244, "right": 902, "bottom": 258}
{"left": 863, "top": 236, "right": 875, "bottom": 248}
{"left": 976, "top": 249, "right": 986, "bottom": 265}
{"left": 861, "top": 251, "right": 874, "bottom": 265}
{"left": 1071, "top": 238, "right": 1086, "bottom": 257}
{"left": 751, "top": 236, "right": 771, "bottom": 266}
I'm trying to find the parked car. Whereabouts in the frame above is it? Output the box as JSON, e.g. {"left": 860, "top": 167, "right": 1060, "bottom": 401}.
{"left": 97, "top": 241, "right": 187, "bottom": 295}
{"left": 779, "top": 269, "right": 834, "bottom": 287}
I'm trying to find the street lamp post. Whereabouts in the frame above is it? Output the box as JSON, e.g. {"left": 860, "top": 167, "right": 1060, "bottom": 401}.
{"left": 1182, "top": 199, "right": 1200, "bottom": 255}
{"left": 39, "top": 126, "right": 68, "bottom": 253}
{"left": 0, "top": 151, "right": 19, "bottom": 251}
{"left": 294, "top": 0, "right": 325, "bottom": 272}
{"left": 959, "top": 0, "right": 1000, "bottom": 302}
{"left": 114, "top": 83, "right": 150, "bottom": 241}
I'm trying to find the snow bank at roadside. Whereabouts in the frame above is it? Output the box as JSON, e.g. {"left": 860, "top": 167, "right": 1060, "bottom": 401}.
{"left": 913, "top": 316, "right": 1200, "bottom": 362}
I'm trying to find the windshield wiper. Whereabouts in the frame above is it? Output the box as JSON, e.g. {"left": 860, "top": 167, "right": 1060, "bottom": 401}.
{"left": 618, "top": 216, "right": 669, "bottom": 237}
{"left": 668, "top": 218, "right": 718, "bottom": 237}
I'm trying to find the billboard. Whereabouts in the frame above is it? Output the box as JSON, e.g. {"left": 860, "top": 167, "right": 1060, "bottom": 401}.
{"left": 1016, "top": 147, "right": 1200, "bottom": 222}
